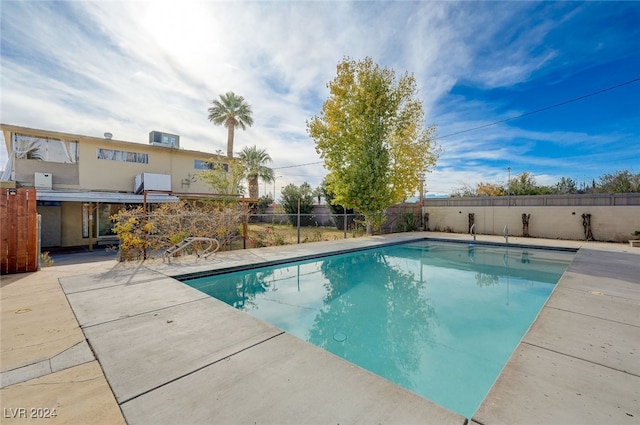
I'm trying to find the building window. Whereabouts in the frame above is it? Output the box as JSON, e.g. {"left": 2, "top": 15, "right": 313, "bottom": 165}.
{"left": 162, "top": 134, "right": 178, "bottom": 147}
{"left": 83, "top": 203, "right": 125, "bottom": 238}
{"left": 97, "top": 204, "right": 122, "bottom": 237}
{"left": 195, "top": 160, "right": 228, "bottom": 171}
{"left": 14, "top": 134, "right": 78, "bottom": 163}
{"left": 194, "top": 160, "right": 213, "bottom": 170}
{"left": 97, "top": 148, "right": 148, "bottom": 164}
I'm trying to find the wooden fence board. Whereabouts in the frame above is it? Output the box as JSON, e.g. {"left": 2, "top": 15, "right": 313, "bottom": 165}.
{"left": 27, "top": 190, "right": 38, "bottom": 270}
{"left": 16, "top": 189, "right": 27, "bottom": 272}
{"left": 1, "top": 188, "right": 38, "bottom": 274}
{"left": 0, "top": 190, "right": 8, "bottom": 273}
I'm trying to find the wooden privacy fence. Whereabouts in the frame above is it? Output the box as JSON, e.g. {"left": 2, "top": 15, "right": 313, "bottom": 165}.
{"left": 383, "top": 203, "right": 423, "bottom": 233}
{"left": 1, "top": 188, "right": 39, "bottom": 274}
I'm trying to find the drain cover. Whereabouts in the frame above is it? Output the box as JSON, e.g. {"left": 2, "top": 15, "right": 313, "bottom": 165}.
{"left": 333, "top": 332, "right": 347, "bottom": 342}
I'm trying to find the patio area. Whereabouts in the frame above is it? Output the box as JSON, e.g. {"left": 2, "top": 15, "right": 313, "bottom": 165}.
{"left": 1, "top": 232, "right": 638, "bottom": 424}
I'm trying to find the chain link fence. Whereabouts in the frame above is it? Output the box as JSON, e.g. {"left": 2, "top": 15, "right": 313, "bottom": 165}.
{"left": 111, "top": 203, "right": 425, "bottom": 260}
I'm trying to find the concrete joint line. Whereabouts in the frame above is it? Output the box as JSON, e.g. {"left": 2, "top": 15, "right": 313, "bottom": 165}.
{"left": 62, "top": 282, "right": 127, "bottom": 295}
{"left": 0, "top": 340, "right": 94, "bottom": 388}
{"left": 557, "top": 285, "right": 639, "bottom": 302}
{"left": 546, "top": 305, "right": 640, "bottom": 328}
{"left": 79, "top": 296, "right": 210, "bottom": 330}
{"left": 521, "top": 341, "right": 640, "bottom": 378}
{"left": 118, "top": 331, "right": 286, "bottom": 405}
{"left": 0, "top": 360, "right": 52, "bottom": 389}
{"left": 62, "top": 273, "right": 171, "bottom": 295}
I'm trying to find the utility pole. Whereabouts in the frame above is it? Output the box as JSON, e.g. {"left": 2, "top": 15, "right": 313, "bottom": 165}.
{"left": 507, "top": 167, "right": 512, "bottom": 207}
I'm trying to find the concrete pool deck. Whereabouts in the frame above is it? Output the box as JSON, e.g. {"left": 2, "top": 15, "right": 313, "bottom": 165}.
{"left": 1, "top": 232, "right": 638, "bottom": 424}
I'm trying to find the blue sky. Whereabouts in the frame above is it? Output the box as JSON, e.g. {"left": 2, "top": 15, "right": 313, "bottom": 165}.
{"left": 1, "top": 1, "right": 639, "bottom": 197}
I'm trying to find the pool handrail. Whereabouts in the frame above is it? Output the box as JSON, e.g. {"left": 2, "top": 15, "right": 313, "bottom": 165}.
{"left": 165, "top": 237, "right": 220, "bottom": 262}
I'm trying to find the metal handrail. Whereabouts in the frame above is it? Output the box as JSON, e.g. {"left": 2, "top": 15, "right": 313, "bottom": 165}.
{"left": 470, "top": 223, "right": 476, "bottom": 241}
{"left": 165, "top": 237, "right": 220, "bottom": 262}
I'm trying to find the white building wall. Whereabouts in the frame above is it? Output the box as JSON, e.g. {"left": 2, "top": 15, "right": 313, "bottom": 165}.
{"left": 423, "top": 196, "right": 640, "bottom": 242}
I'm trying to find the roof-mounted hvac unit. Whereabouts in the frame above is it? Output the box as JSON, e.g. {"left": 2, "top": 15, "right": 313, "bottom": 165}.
{"left": 149, "top": 131, "right": 179, "bottom": 149}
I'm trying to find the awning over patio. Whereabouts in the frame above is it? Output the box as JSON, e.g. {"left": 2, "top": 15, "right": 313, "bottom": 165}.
{"left": 35, "top": 190, "right": 179, "bottom": 203}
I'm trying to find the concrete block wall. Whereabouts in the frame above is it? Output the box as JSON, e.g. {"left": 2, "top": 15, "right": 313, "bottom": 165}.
{"left": 423, "top": 205, "right": 640, "bottom": 242}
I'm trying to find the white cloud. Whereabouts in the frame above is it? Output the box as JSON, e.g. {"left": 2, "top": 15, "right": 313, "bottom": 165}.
{"left": 1, "top": 1, "right": 637, "bottom": 195}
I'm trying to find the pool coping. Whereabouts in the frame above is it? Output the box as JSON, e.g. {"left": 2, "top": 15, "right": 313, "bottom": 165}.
{"left": 2, "top": 232, "right": 638, "bottom": 424}
{"left": 60, "top": 233, "right": 640, "bottom": 424}
{"left": 174, "top": 236, "right": 579, "bottom": 282}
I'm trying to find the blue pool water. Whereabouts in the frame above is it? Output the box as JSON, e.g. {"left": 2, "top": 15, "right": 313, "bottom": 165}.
{"left": 182, "top": 240, "right": 574, "bottom": 418}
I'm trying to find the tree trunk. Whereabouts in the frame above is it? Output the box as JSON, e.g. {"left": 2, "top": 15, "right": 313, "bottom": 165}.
{"left": 226, "top": 120, "right": 235, "bottom": 158}
{"left": 248, "top": 177, "right": 259, "bottom": 199}
{"left": 365, "top": 213, "right": 373, "bottom": 235}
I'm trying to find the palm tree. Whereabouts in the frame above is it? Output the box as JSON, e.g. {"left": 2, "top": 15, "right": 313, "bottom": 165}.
{"left": 239, "top": 145, "right": 275, "bottom": 199}
{"left": 208, "top": 92, "right": 254, "bottom": 158}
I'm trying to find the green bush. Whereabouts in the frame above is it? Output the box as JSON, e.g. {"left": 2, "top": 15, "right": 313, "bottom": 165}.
{"left": 400, "top": 212, "right": 420, "bottom": 232}
{"left": 280, "top": 182, "right": 315, "bottom": 226}
{"left": 256, "top": 195, "right": 273, "bottom": 214}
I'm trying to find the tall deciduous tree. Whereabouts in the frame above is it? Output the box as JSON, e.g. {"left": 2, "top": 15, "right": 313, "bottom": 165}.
{"left": 555, "top": 177, "right": 578, "bottom": 194}
{"left": 307, "top": 57, "right": 439, "bottom": 234}
{"left": 597, "top": 170, "right": 640, "bottom": 193}
{"left": 477, "top": 182, "right": 506, "bottom": 197}
{"left": 509, "top": 172, "right": 539, "bottom": 195}
{"left": 239, "top": 145, "right": 275, "bottom": 199}
{"left": 208, "top": 92, "right": 254, "bottom": 158}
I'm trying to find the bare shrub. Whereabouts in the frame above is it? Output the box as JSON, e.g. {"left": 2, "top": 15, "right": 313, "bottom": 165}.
{"left": 112, "top": 200, "right": 242, "bottom": 260}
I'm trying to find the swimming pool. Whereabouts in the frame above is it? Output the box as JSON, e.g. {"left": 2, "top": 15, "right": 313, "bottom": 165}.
{"left": 182, "top": 240, "right": 574, "bottom": 418}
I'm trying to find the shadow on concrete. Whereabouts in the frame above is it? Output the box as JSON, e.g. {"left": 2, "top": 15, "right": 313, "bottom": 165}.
{"left": 568, "top": 249, "right": 640, "bottom": 285}
{"left": 47, "top": 247, "right": 119, "bottom": 266}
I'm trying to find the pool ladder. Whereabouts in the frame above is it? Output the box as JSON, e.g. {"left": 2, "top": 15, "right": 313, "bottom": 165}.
{"left": 503, "top": 225, "right": 509, "bottom": 244}
{"left": 165, "top": 237, "right": 220, "bottom": 262}
{"left": 470, "top": 224, "right": 476, "bottom": 241}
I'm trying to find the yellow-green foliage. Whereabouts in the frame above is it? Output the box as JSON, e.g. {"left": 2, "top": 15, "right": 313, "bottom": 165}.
{"left": 246, "top": 224, "right": 344, "bottom": 248}
{"left": 351, "top": 215, "right": 383, "bottom": 236}
{"left": 111, "top": 201, "right": 242, "bottom": 260}
{"left": 40, "top": 251, "right": 54, "bottom": 267}
{"left": 111, "top": 207, "right": 151, "bottom": 260}
{"left": 197, "top": 160, "right": 245, "bottom": 200}
{"left": 249, "top": 226, "right": 286, "bottom": 248}
{"left": 308, "top": 56, "right": 440, "bottom": 233}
